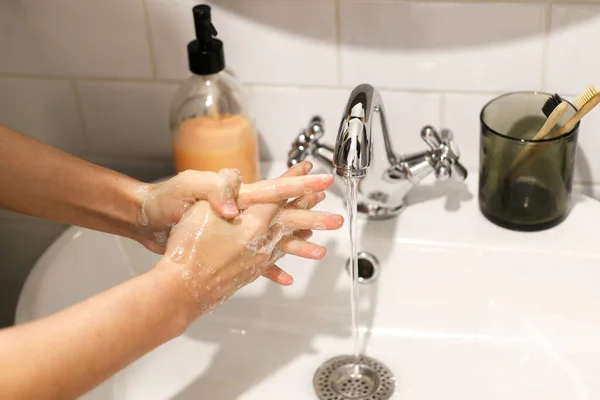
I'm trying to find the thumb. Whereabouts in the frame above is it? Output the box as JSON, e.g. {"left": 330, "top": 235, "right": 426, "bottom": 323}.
{"left": 208, "top": 168, "right": 242, "bottom": 218}
{"left": 169, "top": 169, "right": 242, "bottom": 220}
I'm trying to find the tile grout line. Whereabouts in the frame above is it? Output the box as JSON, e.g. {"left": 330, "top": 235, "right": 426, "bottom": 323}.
{"left": 0, "top": 73, "right": 582, "bottom": 97}
{"left": 245, "top": 84, "right": 513, "bottom": 97}
{"left": 70, "top": 80, "right": 92, "bottom": 154}
{"left": 540, "top": 3, "right": 553, "bottom": 90}
{"left": 335, "top": 0, "right": 344, "bottom": 86}
{"left": 141, "top": 0, "right": 159, "bottom": 79}
{"left": 0, "top": 74, "right": 182, "bottom": 84}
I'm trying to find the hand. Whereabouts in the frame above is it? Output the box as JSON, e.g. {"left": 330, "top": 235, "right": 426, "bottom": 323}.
{"left": 132, "top": 165, "right": 336, "bottom": 253}
{"left": 159, "top": 169, "right": 344, "bottom": 317}
{"left": 253, "top": 160, "right": 334, "bottom": 285}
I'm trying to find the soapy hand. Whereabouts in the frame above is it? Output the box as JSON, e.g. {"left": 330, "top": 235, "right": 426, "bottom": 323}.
{"left": 248, "top": 160, "right": 337, "bottom": 285}
{"left": 159, "top": 165, "right": 343, "bottom": 316}
{"left": 133, "top": 163, "right": 336, "bottom": 254}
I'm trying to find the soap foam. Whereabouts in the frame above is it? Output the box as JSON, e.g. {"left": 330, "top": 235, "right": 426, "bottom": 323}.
{"left": 132, "top": 183, "right": 150, "bottom": 194}
{"left": 295, "top": 199, "right": 309, "bottom": 210}
{"left": 243, "top": 220, "right": 291, "bottom": 256}
{"left": 153, "top": 231, "right": 168, "bottom": 247}
{"left": 312, "top": 222, "right": 326, "bottom": 230}
{"left": 139, "top": 191, "right": 156, "bottom": 227}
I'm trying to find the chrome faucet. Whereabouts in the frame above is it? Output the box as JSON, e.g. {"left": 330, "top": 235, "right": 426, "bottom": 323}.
{"left": 288, "top": 83, "right": 467, "bottom": 220}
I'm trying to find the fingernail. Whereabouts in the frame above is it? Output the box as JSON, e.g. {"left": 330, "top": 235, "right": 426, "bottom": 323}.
{"left": 303, "top": 161, "right": 313, "bottom": 174}
{"left": 224, "top": 200, "right": 238, "bottom": 215}
{"left": 317, "top": 192, "right": 326, "bottom": 202}
{"left": 312, "top": 248, "right": 324, "bottom": 258}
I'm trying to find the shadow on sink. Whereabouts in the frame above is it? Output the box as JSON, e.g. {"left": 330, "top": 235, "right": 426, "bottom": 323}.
{"left": 405, "top": 179, "right": 474, "bottom": 211}
{"left": 173, "top": 240, "right": 379, "bottom": 400}
{"left": 358, "top": 179, "right": 473, "bottom": 262}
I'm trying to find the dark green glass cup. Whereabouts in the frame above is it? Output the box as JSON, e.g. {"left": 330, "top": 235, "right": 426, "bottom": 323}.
{"left": 479, "top": 91, "right": 580, "bottom": 231}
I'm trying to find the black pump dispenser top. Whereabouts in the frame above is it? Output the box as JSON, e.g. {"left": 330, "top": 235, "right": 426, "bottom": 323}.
{"left": 187, "top": 4, "right": 225, "bottom": 75}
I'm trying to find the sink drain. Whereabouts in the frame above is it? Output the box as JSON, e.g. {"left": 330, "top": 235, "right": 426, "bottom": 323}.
{"left": 313, "top": 355, "right": 395, "bottom": 400}
{"left": 345, "top": 252, "right": 379, "bottom": 284}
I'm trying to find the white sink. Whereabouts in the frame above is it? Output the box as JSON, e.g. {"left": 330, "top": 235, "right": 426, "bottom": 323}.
{"left": 15, "top": 162, "right": 600, "bottom": 399}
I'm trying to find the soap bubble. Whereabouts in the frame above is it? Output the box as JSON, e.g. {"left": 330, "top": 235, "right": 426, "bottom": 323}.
{"left": 313, "top": 222, "right": 326, "bottom": 230}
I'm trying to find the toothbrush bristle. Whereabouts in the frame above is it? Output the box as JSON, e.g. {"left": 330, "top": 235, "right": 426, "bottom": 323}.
{"left": 542, "top": 93, "right": 563, "bottom": 117}
{"left": 574, "top": 85, "right": 598, "bottom": 110}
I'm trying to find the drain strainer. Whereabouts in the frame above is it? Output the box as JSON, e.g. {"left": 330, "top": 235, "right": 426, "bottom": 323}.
{"left": 313, "top": 355, "right": 395, "bottom": 400}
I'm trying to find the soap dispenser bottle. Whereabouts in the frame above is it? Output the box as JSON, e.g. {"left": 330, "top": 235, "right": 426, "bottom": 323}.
{"left": 169, "top": 4, "right": 259, "bottom": 183}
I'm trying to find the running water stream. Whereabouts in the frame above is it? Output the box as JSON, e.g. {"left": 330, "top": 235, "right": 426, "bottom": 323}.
{"left": 344, "top": 177, "right": 361, "bottom": 363}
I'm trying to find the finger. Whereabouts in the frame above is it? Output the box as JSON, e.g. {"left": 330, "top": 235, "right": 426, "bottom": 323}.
{"left": 238, "top": 161, "right": 316, "bottom": 233}
{"left": 260, "top": 230, "right": 318, "bottom": 285}
{"left": 210, "top": 168, "right": 242, "bottom": 218}
{"left": 289, "top": 192, "right": 326, "bottom": 210}
{"left": 238, "top": 160, "right": 318, "bottom": 210}
{"left": 278, "top": 236, "right": 326, "bottom": 259}
{"left": 281, "top": 160, "right": 312, "bottom": 178}
{"left": 237, "top": 174, "right": 332, "bottom": 209}
{"left": 261, "top": 264, "right": 294, "bottom": 286}
{"left": 275, "top": 209, "right": 344, "bottom": 231}
{"left": 294, "top": 230, "right": 313, "bottom": 240}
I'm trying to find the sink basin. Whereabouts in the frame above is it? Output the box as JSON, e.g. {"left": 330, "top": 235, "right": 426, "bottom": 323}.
{"left": 15, "top": 162, "right": 600, "bottom": 399}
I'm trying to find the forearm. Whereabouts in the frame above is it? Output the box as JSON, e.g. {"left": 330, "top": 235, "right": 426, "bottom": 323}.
{"left": 0, "top": 125, "right": 144, "bottom": 239}
{"left": 0, "top": 261, "right": 195, "bottom": 399}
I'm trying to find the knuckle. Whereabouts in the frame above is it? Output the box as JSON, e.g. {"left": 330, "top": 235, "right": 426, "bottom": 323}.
{"left": 177, "top": 169, "right": 213, "bottom": 188}
{"left": 255, "top": 253, "right": 270, "bottom": 266}
{"left": 240, "top": 214, "right": 268, "bottom": 240}
{"left": 177, "top": 169, "right": 199, "bottom": 182}
{"left": 213, "top": 174, "right": 228, "bottom": 190}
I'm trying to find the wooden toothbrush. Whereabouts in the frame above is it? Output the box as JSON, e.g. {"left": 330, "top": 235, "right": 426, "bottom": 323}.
{"left": 548, "top": 85, "right": 600, "bottom": 139}
{"left": 507, "top": 86, "right": 600, "bottom": 178}
{"left": 505, "top": 96, "right": 569, "bottom": 178}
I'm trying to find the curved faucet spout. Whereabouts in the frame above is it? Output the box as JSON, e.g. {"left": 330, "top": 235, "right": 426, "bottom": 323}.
{"left": 333, "top": 84, "right": 396, "bottom": 178}
{"left": 288, "top": 83, "right": 467, "bottom": 219}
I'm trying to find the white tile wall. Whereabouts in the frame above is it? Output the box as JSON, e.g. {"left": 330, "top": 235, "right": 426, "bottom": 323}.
{"left": 340, "top": 2, "right": 547, "bottom": 92}
{"left": 77, "top": 81, "right": 176, "bottom": 158}
{"left": 546, "top": 5, "right": 600, "bottom": 95}
{"left": 3, "top": 0, "right": 600, "bottom": 174}
{"left": 442, "top": 92, "right": 502, "bottom": 172}
{"left": 3, "top": 0, "right": 600, "bottom": 325}
{"left": 0, "top": 78, "right": 86, "bottom": 154}
{"left": 252, "top": 87, "right": 440, "bottom": 164}
{"left": 0, "top": 0, "right": 152, "bottom": 78}
{"left": 146, "top": 0, "right": 338, "bottom": 84}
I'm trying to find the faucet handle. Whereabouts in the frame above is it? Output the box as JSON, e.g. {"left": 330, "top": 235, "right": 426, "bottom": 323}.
{"left": 439, "top": 129, "right": 459, "bottom": 158}
{"left": 438, "top": 129, "right": 468, "bottom": 181}
{"left": 421, "top": 125, "right": 443, "bottom": 151}
{"left": 288, "top": 116, "right": 325, "bottom": 167}
{"left": 421, "top": 126, "right": 467, "bottom": 181}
